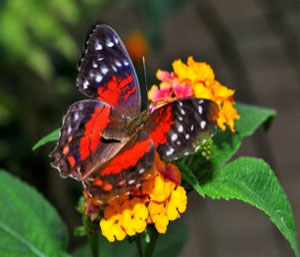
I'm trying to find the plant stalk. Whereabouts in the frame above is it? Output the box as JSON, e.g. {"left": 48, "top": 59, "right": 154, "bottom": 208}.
{"left": 144, "top": 227, "right": 159, "bottom": 257}
{"left": 89, "top": 233, "right": 99, "bottom": 257}
{"left": 136, "top": 234, "right": 144, "bottom": 257}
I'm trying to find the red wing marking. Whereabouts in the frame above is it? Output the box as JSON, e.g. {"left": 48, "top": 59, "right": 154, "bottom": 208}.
{"left": 94, "top": 179, "right": 103, "bottom": 187}
{"left": 63, "top": 145, "right": 69, "bottom": 155}
{"left": 97, "top": 75, "right": 136, "bottom": 107}
{"left": 100, "top": 138, "right": 152, "bottom": 176}
{"left": 79, "top": 106, "right": 111, "bottom": 160}
{"left": 149, "top": 105, "right": 174, "bottom": 147}
{"left": 67, "top": 156, "right": 76, "bottom": 168}
{"left": 97, "top": 76, "right": 120, "bottom": 107}
{"left": 119, "top": 75, "right": 133, "bottom": 88}
{"left": 103, "top": 183, "right": 113, "bottom": 192}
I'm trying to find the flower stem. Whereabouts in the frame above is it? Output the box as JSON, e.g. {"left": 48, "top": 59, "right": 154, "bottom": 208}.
{"left": 89, "top": 234, "right": 99, "bottom": 257}
{"left": 144, "top": 227, "right": 159, "bottom": 257}
{"left": 136, "top": 234, "right": 144, "bottom": 257}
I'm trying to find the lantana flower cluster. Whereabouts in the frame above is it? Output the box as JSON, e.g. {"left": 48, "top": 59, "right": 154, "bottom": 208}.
{"left": 148, "top": 57, "right": 240, "bottom": 132}
{"left": 86, "top": 153, "right": 187, "bottom": 242}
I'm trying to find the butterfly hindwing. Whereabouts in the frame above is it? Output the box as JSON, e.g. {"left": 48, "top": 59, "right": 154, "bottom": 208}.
{"left": 77, "top": 24, "right": 141, "bottom": 117}
{"left": 83, "top": 130, "right": 155, "bottom": 205}
{"left": 145, "top": 98, "right": 219, "bottom": 162}
{"left": 50, "top": 100, "right": 129, "bottom": 180}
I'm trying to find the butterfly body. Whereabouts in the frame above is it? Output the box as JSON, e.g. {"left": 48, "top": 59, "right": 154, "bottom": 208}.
{"left": 51, "top": 25, "right": 218, "bottom": 205}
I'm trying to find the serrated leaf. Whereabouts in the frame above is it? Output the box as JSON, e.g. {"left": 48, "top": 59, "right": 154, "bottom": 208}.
{"left": 32, "top": 129, "right": 59, "bottom": 151}
{"left": 199, "top": 157, "right": 299, "bottom": 257}
{"left": 192, "top": 103, "right": 276, "bottom": 170}
{"left": 0, "top": 171, "right": 70, "bottom": 257}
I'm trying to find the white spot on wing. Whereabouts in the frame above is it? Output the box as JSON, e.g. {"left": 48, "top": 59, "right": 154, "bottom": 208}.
{"left": 106, "top": 38, "right": 114, "bottom": 47}
{"left": 111, "top": 65, "right": 117, "bottom": 72}
{"left": 198, "top": 106, "right": 203, "bottom": 114}
{"left": 166, "top": 148, "right": 175, "bottom": 156}
{"left": 95, "top": 41, "right": 102, "bottom": 50}
{"left": 123, "top": 59, "right": 129, "bottom": 66}
{"left": 176, "top": 141, "right": 181, "bottom": 145}
{"left": 113, "top": 34, "right": 119, "bottom": 44}
{"left": 198, "top": 99, "right": 204, "bottom": 104}
{"left": 128, "top": 179, "right": 135, "bottom": 185}
{"left": 139, "top": 168, "right": 145, "bottom": 174}
{"left": 74, "top": 112, "right": 79, "bottom": 121}
{"left": 115, "top": 60, "right": 122, "bottom": 67}
{"left": 178, "top": 116, "right": 183, "bottom": 121}
{"left": 83, "top": 80, "right": 89, "bottom": 89}
{"left": 179, "top": 102, "right": 183, "bottom": 107}
{"left": 171, "top": 133, "right": 178, "bottom": 141}
{"left": 178, "top": 125, "right": 184, "bottom": 133}
{"left": 92, "top": 62, "right": 98, "bottom": 68}
{"left": 200, "top": 120, "right": 206, "bottom": 129}
{"left": 185, "top": 134, "right": 190, "bottom": 140}
{"left": 67, "top": 125, "right": 72, "bottom": 134}
{"left": 180, "top": 108, "right": 186, "bottom": 115}
{"left": 95, "top": 74, "right": 103, "bottom": 83}
{"left": 191, "top": 124, "right": 194, "bottom": 131}
{"left": 98, "top": 57, "right": 104, "bottom": 61}
{"left": 101, "top": 65, "right": 109, "bottom": 75}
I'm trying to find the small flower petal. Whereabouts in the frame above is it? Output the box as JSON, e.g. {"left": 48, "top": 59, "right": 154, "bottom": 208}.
{"left": 148, "top": 201, "right": 169, "bottom": 234}
{"left": 100, "top": 205, "right": 126, "bottom": 242}
{"left": 142, "top": 175, "right": 175, "bottom": 202}
{"left": 167, "top": 186, "right": 187, "bottom": 221}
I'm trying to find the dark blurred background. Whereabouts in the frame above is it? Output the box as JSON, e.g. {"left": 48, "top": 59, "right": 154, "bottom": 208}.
{"left": 0, "top": 0, "right": 299, "bottom": 256}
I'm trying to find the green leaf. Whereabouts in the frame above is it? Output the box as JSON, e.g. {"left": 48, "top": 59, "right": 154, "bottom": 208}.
{"left": 177, "top": 162, "right": 204, "bottom": 197}
{"left": 32, "top": 129, "right": 59, "bottom": 151}
{"left": 0, "top": 171, "right": 70, "bottom": 257}
{"left": 235, "top": 102, "right": 276, "bottom": 137}
{"left": 192, "top": 103, "right": 276, "bottom": 170}
{"left": 199, "top": 157, "right": 299, "bottom": 257}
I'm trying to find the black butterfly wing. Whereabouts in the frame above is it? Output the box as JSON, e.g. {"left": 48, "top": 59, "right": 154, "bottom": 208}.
{"left": 77, "top": 24, "right": 141, "bottom": 117}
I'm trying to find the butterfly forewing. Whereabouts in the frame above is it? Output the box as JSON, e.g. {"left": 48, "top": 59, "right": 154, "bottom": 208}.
{"left": 77, "top": 24, "right": 141, "bottom": 117}
{"left": 50, "top": 100, "right": 129, "bottom": 180}
{"left": 145, "top": 98, "right": 219, "bottom": 162}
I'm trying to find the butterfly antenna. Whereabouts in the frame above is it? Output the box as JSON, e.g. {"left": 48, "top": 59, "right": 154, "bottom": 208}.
{"left": 142, "top": 56, "right": 149, "bottom": 109}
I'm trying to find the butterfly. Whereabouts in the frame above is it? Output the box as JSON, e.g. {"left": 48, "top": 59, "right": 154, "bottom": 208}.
{"left": 50, "top": 24, "right": 219, "bottom": 205}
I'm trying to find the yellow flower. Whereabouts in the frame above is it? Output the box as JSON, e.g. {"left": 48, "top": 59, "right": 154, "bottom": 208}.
{"left": 173, "top": 57, "right": 215, "bottom": 84}
{"left": 167, "top": 186, "right": 187, "bottom": 221}
{"left": 100, "top": 204, "right": 126, "bottom": 242}
{"left": 148, "top": 201, "right": 169, "bottom": 233}
{"left": 142, "top": 174, "right": 175, "bottom": 202}
{"left": 121, "top": 197, "right": 148, "bottom": 236}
